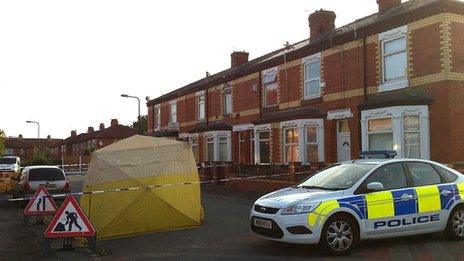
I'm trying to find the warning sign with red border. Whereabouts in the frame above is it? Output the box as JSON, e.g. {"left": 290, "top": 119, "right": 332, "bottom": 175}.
{"left": 44, "top": 196, "right": 96, "bottom": 238}
{"left": 23, "top": 185, "right": 58, "bottom": 216}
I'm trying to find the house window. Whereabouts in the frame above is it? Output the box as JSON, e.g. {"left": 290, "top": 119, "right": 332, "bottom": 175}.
{"left": 198, "top": 95, "right": 205, "bottom": 121}
{"left": 304, "top": 60, "right": 321, "bottom": 99}
{"left": 189, "top": 136, "right": 199, "bottom": 161}
{"left": 403, "top": 115, "right": 420, "bottom": 158}
{"left": 367, "top": 118, "right": 393, "bottom": 151}
{"left": 382, "top": 36, "right": 407, "bottom": 82}
{"left": 379, "top": 25, "right": 408, "bottom": 92}
{"left": 362, "top": 106, "right": 430, "bottom": 159}
{"left": 258, "top": 131, "right": 271, "bottom": 164}
{"left": 284, "top": 128, "right": 299, "bottom": 163}
{"left": 219, "top": 137, "right": 229, "bottom": 162}
{"left": 223, "top": 90, "right": 232, "bottom": 115}
{"left": 154, "top": 106, "right": 161, "bottom": 129}
{"left": 206, "top": 137, "right": 214, "bottom": 162}
{"left": 306, "top": 126, "right": 319, "bottom": 163}
{"left": 170, "top": 102, "right": 177, "bottom": 123}
{"left": 262, "top": 67, "right": 278, "bottom": 107}
{"left": 5, "top": 148, "right": 13, "bottom": 155}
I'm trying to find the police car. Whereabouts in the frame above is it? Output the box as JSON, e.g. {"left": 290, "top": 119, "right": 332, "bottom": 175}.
{"left": 250, "top": 151, "right": 464, "bottom": 255}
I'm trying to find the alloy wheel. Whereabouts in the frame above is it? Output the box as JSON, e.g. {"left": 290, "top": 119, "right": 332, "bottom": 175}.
{"left": 326, "top": 220, "right": 353, "bottom": 252}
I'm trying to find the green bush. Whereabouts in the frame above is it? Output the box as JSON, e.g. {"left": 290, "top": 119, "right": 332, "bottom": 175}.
{"left": 21, "top": 154, "right": 61, "bottom": 167}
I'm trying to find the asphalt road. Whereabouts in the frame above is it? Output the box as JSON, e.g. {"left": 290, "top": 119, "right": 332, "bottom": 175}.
{"left": 2, "top": 175, "right": 464, "bottom": 260}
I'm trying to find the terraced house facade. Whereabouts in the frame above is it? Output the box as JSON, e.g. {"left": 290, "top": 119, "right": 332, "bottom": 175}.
{"left": 147, "top": 0, "right": 464, "bottom": 167}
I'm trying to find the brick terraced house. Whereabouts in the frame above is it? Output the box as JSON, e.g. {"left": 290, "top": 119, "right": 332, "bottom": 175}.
{"left": 4, "top": 135, "right": 62, "bottom": 159}
{"left": 50, "top": 119, "right": 137, "bottom": 159}
{"left": 146, "top": 0, "right": 464, "bottom": 169}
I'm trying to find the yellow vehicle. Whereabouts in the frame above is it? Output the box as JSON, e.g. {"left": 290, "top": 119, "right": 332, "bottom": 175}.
{"left": 0, "top": 171, "right": 20, "bottom": 194}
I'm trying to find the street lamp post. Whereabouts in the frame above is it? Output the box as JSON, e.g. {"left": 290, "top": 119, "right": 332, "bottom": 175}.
{"left": 121, "top": 94, "right": 141, "bottom": 134}
{"left": 26, "top": 120, "right": 40, "bottom": 155}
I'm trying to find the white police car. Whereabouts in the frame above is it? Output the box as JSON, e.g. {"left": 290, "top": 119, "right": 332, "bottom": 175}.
{"left": 250, "top": 151, "right": 464, "bottom": 255}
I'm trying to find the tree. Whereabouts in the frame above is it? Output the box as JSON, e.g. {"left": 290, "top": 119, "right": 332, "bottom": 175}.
{"left": 0, "top": 129, "right": 5, "bottom": 155}
{"left": 130, "top": 115, "right": 147, "bottom": 135}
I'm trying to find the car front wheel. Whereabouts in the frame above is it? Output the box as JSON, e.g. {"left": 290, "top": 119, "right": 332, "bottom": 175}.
{"left": 320, "top": 214, "right": 359, "bottom": 255}
{"left": 445, "top": 205, "right": 464, "bottom": 240}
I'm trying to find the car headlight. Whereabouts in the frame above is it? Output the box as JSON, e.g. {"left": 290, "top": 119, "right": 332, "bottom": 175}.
{"left": 281, "top": 202, "right": 320, "bottom": 215}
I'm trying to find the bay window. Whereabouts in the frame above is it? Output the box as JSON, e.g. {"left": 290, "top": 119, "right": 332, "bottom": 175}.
{"left": 403, "top": 115, "right": 421, "bottom": 158}
{"left": 206, "top": 137, "right": 214, "bottom": 162}
{"left": 258, "top": 131, "right": 271, "bottom": 164}
{"left": 361, "top": 106, "right": 429, "bottom": 159}
{"left": 306, "top": 126, "right": 319, "bottom": 163}
{"left": 219, "top": 137, "right": 228, "bottom": 162}
{"left": 367, "top": 118, "right": 393, "bottom": 151}
{"left": 204, "top": 131, "right": 231, "bottom": 162}
{"left": 189, "top": 136, "right": 199, "bottom": 161}
{"left": 284, "top": 128, "right": 299, "bottom": 163}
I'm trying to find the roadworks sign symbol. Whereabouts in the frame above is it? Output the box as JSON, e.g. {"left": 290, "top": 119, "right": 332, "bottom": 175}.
{"left": 23, "top": 185, "right": 58, "bottom": 216}
{"left": 44, "top": 196, "right": 96, "bottom": 238}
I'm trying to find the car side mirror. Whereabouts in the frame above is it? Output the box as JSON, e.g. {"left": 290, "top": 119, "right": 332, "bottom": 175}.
{"left": 366, "top": 182, "right": 384, "bottom": 192}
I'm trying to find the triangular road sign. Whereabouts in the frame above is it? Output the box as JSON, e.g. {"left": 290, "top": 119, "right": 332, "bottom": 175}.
{"left": 23, "top": 185, "right": 58, "bottom": 216}
{"left": 44, "top": 196, "right": 96, "bottom": 238}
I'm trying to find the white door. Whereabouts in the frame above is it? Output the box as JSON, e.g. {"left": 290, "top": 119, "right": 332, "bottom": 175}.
{"left": 337, "top": 120, "right": 351, "bottom": 162}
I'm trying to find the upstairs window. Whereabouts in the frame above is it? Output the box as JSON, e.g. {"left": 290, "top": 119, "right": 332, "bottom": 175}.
{"left": 170, "top": 102, "right": 177, "bottom": 123}
{"left": 382, "top": 36, "right": 407, "bottom": 82}
{"left": 154, "top": 106, "right": 161, "bottom": 129}
{"left": 262, "top": 67, "right": 278, "bottom": 107}
{"left": 223, "top": 89, "right": 232, "bottom": 115}
{"left": 379, "top": 25, "right": 408, "bottom": 92}
{"left": 304, "top": 59, "right": 321, "bottom": 99}
{"left": 198, "top": 95, "right": 205, "bottom": 121}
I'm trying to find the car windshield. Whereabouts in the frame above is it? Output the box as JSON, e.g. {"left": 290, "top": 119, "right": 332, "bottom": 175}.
{"left": 28, "top": 168, "right": 65, "bottom": 181}
{"left": 297, "top": 163, "right": 376, "bottom": 190}
{"left": 0, "top": 158, "right": 16, "bottom": 164}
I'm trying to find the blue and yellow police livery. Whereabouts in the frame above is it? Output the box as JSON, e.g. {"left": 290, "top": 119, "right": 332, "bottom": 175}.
{"left": 250, "top": 154, "right": 464, "bottom": 255}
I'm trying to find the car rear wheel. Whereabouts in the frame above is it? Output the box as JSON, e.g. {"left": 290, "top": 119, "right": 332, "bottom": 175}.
{"left": 320, "top": 214, "right": 359, "bottom": 255}
{"left": 445, "top": 205, "right": 464, "bottom": 240}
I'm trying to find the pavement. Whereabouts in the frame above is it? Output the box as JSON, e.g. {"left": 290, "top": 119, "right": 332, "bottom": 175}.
{"left": 1, "top": 175, "right": 464, "bottom": 260}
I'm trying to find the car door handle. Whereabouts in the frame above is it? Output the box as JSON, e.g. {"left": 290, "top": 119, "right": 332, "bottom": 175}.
{"left": 441, "top": 190, "right": 452, "bottom": 196}
{"left": 401, "top": 194, "right": 414, "bottom": 201}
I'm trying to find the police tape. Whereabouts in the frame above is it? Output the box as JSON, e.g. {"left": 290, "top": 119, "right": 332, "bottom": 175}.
{"left": 1, "top": 171, "right": 312, "bottom": 203}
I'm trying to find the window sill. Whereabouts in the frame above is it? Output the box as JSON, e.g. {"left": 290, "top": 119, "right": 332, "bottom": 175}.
{"left": 379, "top": 79, "right": 408, "bottom": 92}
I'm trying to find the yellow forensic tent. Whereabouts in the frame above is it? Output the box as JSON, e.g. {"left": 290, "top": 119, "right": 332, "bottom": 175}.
{"left": 80, "top": 135, "right": 203, "bottom": 239}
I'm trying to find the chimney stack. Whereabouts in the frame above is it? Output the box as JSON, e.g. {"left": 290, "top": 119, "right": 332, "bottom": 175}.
{"left": 110, "top": 119, "right": 118, "bottom": 127}
{"left": 71, "top": 130, "right": 77, "bottom": 137}
{"left": 377, "top": 0, "right": 401, "bottom": 14}
{"left": 231, "top": 51, "right": 249, "bottom": 68}
{"left": 308, "top": 9, "right": 336, "bottom": 40}
{"left": 18, "top": 134, "right": 23, "bottom": 139}
{"left": 99, "top": 123, "right": 105, "bottom": 131}
{"left": 47, "top": 135, "right": 51, "bottom": 139}
{"left": 88, "top": 126, "right": 94, "bottom": 133}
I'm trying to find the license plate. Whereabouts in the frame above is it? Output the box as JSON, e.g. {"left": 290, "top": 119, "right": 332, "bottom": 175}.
{"left": 254, "top": 218, "right": 272, "bottom": 229}
{"left": 44, "top": 183, "right": 56, "bottom": 188}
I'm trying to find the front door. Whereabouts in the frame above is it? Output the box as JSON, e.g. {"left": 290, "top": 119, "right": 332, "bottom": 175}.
{"left": 337, "top": 120, "right": 351, "bottom": 162}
